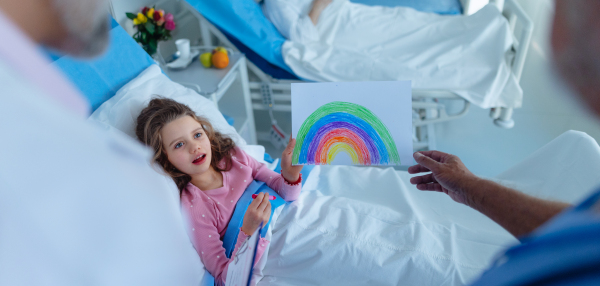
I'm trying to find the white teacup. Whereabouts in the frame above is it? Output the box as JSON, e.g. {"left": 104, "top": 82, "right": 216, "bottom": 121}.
{"left": 175, "top": 39, "right": 191, "bottom": 59}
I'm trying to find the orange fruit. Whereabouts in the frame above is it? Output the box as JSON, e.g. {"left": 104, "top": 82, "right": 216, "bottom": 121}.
{"left": 211, "top": 52, "right": 229, "bottom": 69}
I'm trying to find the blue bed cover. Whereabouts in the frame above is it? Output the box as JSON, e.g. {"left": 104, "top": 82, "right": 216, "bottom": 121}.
{"left": 184, "top": 0, "right": 462, "bottom": 80}
{"left": 47, "top": 18, "right": 155, "bottom": 112}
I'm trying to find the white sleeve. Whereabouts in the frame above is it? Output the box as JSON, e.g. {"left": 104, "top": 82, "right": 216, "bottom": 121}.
{"left": 262, "top": 0, "right": 320, "bottom": 44}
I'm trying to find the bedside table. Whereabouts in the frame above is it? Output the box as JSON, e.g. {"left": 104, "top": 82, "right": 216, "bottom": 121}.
{"left": 165, "top": 52, "right": 257, "bottom": 145}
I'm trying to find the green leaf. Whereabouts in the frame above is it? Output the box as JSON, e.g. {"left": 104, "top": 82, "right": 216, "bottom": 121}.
{"left": 141, "top": 32, "right": 147, "bottom": 44}
{"left": 145, "top": 22, "right": 155, "bottom": 34}
{"left": 149, "top": 38, "right": 157, "bottom": 51}
{"left": 126, "top": 12, "right": 136, "bottom": 20}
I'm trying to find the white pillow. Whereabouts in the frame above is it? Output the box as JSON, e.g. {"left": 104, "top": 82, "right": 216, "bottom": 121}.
{"left": 89, "top": 64, "right": 246, "bottom": 146}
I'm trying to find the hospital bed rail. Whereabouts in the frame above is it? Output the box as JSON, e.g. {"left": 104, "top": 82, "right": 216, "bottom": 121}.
{"left": 488, "top": 0, "right": 534, "bottom": 128}
{"left": 181, "top": 0, "right": 532, "bottom": 152}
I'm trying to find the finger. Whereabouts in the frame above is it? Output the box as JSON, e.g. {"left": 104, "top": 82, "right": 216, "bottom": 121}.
{"left": 416, "top": 183, "right": 443, "bottom": 192}
{"left": 248, "top": 194, "right": 262, "bottom": 209}
{"left": 413, "top": 152, "right": 441, "bottom": 173}
{"left": 263, "top": 202, "right": 272, "bottom": 224}
{"left": 407, "top": 164, "right": 429, "bottom": 174}
{"left": 256, "top": 193, "right": 270, "bottom": 212}
{"left": 284, "top": 138, "right": 296, "bottom": 155}
{"left": 264, "top": 202, "right": 272, "bottom": 217}
{"left": 418, "top": 150, "right": 450, "bottom": 162}
{"left": 410, "top": 173, "right": 437, "bottom": 185}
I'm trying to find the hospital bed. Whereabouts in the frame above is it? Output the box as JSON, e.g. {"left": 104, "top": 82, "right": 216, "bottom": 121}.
{"left": 112, "top": 0, "right": 533, "bottom": 153}
{"left": 49, "top": 16, "right": 600, "bottom": 286}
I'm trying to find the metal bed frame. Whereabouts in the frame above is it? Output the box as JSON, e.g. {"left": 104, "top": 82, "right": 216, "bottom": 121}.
{"left": 183, "top": 0, "right": 533, "bottom": 152}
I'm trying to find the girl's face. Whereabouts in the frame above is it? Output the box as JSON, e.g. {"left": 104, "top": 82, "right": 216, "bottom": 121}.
{"left": 161, "top": 116, "right": 213, "bottom": 176}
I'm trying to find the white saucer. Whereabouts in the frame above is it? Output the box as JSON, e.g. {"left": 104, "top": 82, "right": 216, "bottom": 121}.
{"left": 166, "top": 50, "right": 200, "bottom": 70}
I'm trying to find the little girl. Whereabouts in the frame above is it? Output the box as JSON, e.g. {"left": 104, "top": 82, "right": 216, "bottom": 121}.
{"left": 135, "top": 98, "right": 303, "bottom": 285}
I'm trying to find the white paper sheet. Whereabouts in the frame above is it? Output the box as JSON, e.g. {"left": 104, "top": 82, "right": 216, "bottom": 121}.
{"left": 225, "top": 227, "right": 261, "bottom": 286}
{"left": 291, "top": 81, "right": 412, "bottom": 166}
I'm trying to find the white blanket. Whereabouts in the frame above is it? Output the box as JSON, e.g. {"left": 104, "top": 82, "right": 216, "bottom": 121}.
{"left": 263, "top": 0, "right": 522, "bottom": 109}
{"left": 494, "top": 130, "right": 600, "bottom": 204}
{"left": 257, "top": 166, "right": 517, "bottom": 285}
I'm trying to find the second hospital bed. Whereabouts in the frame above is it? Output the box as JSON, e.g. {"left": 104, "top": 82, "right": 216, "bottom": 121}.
{"left": 50, "top": 19, "right": 600, "bottom": 286}
{"left": 109, "top": 0, "right": 534, "bottom": 153}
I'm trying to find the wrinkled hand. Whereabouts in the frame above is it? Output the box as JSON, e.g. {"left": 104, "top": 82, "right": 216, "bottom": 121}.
{"left": 408, "top": 151, "right": 479, "bottom": 206}
{"left": 241, "top": 192, "right": 272, "bottom": 236}
{"left": 281, "top": 137, "right": 303, "bottom": 183}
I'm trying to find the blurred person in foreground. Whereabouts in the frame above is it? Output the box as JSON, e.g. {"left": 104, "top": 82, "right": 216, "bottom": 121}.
{"left": 409, "top": 0, "right": 600, "bottom": 285}
{"left": 0, "top": 0, "right": 203, "bottom": 284}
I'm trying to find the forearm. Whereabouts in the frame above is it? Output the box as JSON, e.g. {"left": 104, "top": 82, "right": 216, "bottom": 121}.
{"left": 467, "top": 178, "right": 571, "bottom": 238}
{"left": 254, "top": 164, "right": 301, "bottom": 201}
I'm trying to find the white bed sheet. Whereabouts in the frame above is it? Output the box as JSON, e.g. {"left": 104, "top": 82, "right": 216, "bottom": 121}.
{"left": 258, "top": 165, "right": 517, "bottom": 285}
{"left": 264, "top": 0, "right": 522, "bottom": 109}
{"left": 494, "top": 130, "right": 600, "bottom": 204}
{"left": 256, "top": 130, "right": 600, "bottom": 285}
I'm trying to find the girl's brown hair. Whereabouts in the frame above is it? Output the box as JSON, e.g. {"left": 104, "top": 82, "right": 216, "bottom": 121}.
{"left": 135, "top": 97, "right": 236, "bottom": 192}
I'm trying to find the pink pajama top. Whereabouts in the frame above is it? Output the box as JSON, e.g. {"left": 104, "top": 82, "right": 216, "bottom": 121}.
{"left": 180, "top": 147, "right": 301, "bottom": 285}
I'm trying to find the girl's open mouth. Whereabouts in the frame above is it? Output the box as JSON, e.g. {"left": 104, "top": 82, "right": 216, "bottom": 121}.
{"left": 192, "top": 154, "right": 207, "bottom": 165}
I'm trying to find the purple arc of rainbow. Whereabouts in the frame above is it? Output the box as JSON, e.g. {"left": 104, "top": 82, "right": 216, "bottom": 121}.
{"left": 306, "top": 122, "right": 379, "bottom": 165}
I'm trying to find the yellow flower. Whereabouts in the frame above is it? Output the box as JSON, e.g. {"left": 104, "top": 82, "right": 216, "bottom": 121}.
{"left": 159, "top": 10, "right": 164, "bottom": 17}
{"left": 146, "top": 8, "right": 155, "bottom": 19}
{"left": 137, "top": 12, "right": 147, "bottom": 24}
{"left": 133, "top": 18, "right": 140, "bottom": 25}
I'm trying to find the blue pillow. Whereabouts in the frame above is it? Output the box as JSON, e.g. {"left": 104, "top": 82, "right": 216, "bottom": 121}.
{"left": 51, "top": 18, "right": 155, "bottom": 112}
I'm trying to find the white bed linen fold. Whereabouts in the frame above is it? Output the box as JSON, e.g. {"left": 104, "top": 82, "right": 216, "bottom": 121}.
{"left": 263, "top": 0, "right": 522, "bottom": 109}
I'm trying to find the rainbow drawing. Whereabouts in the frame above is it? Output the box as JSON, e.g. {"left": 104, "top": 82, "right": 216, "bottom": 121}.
{"left": 293, "top": 101, "right": 401, "bottom": 165}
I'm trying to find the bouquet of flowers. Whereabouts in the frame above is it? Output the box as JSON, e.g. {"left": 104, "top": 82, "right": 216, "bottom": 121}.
{"left": 126, "top": 6, "right": 176, "bottom": 56}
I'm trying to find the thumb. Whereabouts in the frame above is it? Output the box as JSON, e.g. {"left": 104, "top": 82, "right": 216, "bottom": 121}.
{"left": 285, "top": 138, "right": 296, "bottom": 154}
{"left": 413, "top": 152, "right": 440, "bottom": 173}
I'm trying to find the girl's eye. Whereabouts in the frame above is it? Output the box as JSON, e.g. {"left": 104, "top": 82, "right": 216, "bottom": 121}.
{"left": 194, "top": 132, "right": 202, "bottom": 139}
{"left": 175, "top": 142, "right": 183, "bottom": 149}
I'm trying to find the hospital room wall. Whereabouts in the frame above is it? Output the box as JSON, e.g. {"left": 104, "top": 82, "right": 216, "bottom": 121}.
{"left": 436, "top": 0, "right": 600, "bottom": 178}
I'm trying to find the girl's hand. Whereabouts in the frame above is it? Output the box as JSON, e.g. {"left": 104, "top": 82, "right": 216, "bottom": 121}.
{"left": 241, "top": 192, "right": 272, "bottom": 236}
{"left": 281, "top": 138, "right": 303, "bottom": 183}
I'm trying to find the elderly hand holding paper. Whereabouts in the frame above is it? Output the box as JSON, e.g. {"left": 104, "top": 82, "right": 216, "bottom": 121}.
{"left": 409, "top": 151, "right": 571, "bottom": 238}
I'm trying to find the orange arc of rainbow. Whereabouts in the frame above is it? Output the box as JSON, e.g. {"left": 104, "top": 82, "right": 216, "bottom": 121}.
{"left": 314, "top": 128, "right": 370, "bottom": 164}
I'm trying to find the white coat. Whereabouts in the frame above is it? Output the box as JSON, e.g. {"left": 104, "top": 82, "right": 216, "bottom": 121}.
{"left": 0, "top": 42, "right": 203, "bottom": 286}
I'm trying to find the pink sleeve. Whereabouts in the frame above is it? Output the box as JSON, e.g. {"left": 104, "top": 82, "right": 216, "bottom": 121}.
{"left": 186, "top": 200, "right": 267, "bottom": 286}
{"left": 239, "top": 149, "right": 302, "bottom": 201}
